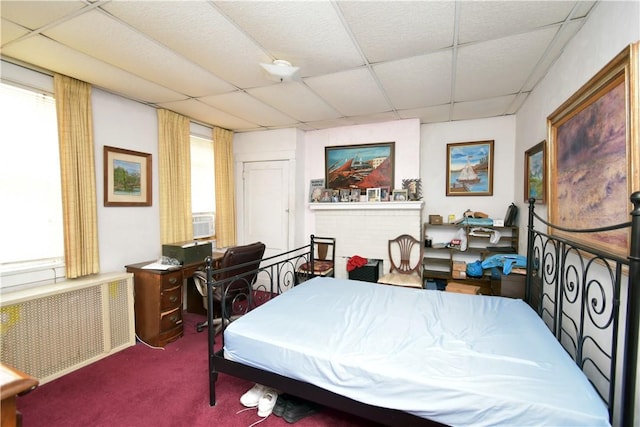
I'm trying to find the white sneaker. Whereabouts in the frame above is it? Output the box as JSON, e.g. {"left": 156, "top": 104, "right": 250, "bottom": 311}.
{"left": 240, "top": 383, "right": 266, "bottom": 408}
{"left": 257, "top": 388, "right": 279, "bottom": 417}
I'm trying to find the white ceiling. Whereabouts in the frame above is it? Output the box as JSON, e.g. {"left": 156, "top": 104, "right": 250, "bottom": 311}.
{"left": 1, "top": 0, "right": 596, "bottom": 133}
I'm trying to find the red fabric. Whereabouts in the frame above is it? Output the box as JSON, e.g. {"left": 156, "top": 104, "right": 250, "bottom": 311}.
{"left": 347, "top": 255, "right": 368, "bottom": 272}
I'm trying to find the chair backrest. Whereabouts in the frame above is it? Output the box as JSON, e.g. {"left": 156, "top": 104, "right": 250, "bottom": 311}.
{"left": 387, "top": 234, "right": 423, "bottom": 276}
{"left": 311, "top": 235, "right": 335, "bottom": 262}
{"left": 216, "top": 241, "right": 266, "bottom": 295}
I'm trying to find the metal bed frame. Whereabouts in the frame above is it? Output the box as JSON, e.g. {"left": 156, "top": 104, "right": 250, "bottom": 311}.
{"left": 204, "top": 193, "right": 639, "bottom": 426}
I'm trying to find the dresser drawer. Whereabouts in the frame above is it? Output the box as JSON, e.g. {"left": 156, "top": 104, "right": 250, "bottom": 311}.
{"left": 160, "top": 306, "right": 182, "bottom": 332}
{"left": 161, "top": 271, "right": 182, "bottom": 290}
{"left": 160, "top": 286, "right": 181, "bottom": 310}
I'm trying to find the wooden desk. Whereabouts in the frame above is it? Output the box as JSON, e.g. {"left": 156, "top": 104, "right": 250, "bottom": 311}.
{"left": 1, "top": 364, "right": 38, "bottom": 427}
{"left": 125, "top": 261, "right": 188, "bottom": 347}
{"left": 126, "top": 252, "right": 225, "bottom": 346}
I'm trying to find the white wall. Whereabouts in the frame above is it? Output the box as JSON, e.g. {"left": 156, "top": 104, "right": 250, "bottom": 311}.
{"left": 302, "top": 118, "right": 421, "bottom": 238}
{"left": 421, "top": 115, "right": 517, "bottom": 226}
{"left": 93, "top": 88, "right": 160, "bottom": 272}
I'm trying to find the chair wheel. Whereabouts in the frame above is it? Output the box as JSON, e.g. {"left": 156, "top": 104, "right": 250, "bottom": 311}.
{"left": 196, "top": 325, "right": 204, "bottom": 333}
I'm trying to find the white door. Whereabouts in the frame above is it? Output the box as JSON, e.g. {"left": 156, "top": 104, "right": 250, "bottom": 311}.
{"left": 242, "top": 160, "right": 290, "bottom": 259}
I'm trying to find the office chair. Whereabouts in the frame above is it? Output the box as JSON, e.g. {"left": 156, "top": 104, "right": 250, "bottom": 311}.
{"left": 377, "top": 234, "right": 424, "bottom": 289}
{"left": 193, "top": 241, "right": 266, "bottom": 333}
{"left": 296, "top": 235, "right": 335, "bottom": 283}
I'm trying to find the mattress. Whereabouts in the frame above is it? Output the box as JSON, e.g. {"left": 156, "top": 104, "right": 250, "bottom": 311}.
{"left": 223, "top": 277, "right": 610, "bottom": 426}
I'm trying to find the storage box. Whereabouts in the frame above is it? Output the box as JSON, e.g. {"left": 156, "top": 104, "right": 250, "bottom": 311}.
{"left": 348, "top": 259, "right": 383, "bottom": 283}
{"left": 429, "top": 215, "right": 443, "bottom": 225}
{"left": 446, "top": 281, "right": 481, "bottom": 295}
{"left": 452, "top": 261, "right": 467, "bottom": 279}
{"left": 162, "top": 241, "right": 212, "bottom": 265}
{"left": 500, "top": 273, "right": 526, "bottom": 299}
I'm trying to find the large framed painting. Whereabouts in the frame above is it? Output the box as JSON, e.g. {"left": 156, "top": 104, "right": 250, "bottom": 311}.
{"left": 446, "top": 140, "right": 494, "bottom": 196}
{"left": 548, "top": 42, "right": 639, "bottom": 258}
{"left": 524, "top": 141, "right": 546, "bottom": 204}
{"left": 325, "top": 142, "right": 394, "bottom": 191}
{"left": 104, "top": 145, "right": 152, "bottom": 207}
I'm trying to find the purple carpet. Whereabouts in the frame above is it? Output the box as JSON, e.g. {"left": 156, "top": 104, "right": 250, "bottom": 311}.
{"left": 17, "top": 313, "right": 374, "bottom": 427}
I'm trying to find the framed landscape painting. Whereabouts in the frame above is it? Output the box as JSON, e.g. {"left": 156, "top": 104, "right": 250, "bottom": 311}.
{"left": 446, "top": 140, "right": 494, "bottom": 196}
{"left": 548, "top": 42, "right": 639, "bottom": 258}
{"left": 524, "top": 141, "right": 546, "bottom": 204}
{"left": 325, "top": 142, "right": 394, "bottom": 191}
{"left": 104, "top": 146, "right": 152, "bottom": 207}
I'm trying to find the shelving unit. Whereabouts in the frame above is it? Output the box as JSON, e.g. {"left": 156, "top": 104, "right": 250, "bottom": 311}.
{"left": 422, "top": 223, "right": 519, "bottom": 295}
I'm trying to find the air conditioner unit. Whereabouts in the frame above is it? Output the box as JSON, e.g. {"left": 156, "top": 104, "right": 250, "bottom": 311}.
{"left": 193, "top": 213, "right": 215, "bottom": 239}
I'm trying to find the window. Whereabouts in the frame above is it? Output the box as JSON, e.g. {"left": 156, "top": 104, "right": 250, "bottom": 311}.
{"left": 0, "top": 81, "right": 64, "bottom": 289}
{"left": 190, "top": 135, "right": 215, "bottom": 238}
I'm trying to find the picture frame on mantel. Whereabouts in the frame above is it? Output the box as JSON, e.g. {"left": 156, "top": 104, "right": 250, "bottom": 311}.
{"left": 325, "top": 142, "right": 394, "bottom": 191}
{"left": 104, "top": 145, "right": 152, "bottom": 207}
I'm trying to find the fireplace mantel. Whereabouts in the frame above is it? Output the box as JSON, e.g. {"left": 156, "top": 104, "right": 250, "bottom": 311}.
{"left": 309, "top": 201, "right": 423, "bottom": 211}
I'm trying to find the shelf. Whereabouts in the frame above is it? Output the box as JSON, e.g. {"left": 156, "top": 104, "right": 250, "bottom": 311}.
{"left": 422, "top": 222, "right": 519, "bottom": 296}
{"left": 309, "top": 201, "right": 423, "bottom": 211}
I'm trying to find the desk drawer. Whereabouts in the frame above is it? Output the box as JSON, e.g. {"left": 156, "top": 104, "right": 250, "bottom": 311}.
{"left": 161, "top": 271, "right": 182, "bottom": 290}
{"left": 160, "top": 306, "right": 182, "bottom": 332}
{"left": 160, "top": 286, "right": 181, "bottom": 310}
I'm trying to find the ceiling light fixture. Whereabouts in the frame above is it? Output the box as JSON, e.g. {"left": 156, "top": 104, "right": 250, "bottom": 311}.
{"left": 260, "top": 59, "right": 300, "bottom": 82}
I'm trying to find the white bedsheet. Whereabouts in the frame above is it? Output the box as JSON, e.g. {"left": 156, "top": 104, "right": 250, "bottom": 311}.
{"left": 223, "top": 277, "right": 610, "bottom": 426}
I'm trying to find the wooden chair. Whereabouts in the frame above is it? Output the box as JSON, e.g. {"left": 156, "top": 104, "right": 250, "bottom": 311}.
{"left": 296, "top": 235, "right": 335, "bottom": 282}
{"left": 193, "top": 242, "right": 266, "bottom": 333}
{"left": 377, "top": 234, "right": 424, "bottom": 289}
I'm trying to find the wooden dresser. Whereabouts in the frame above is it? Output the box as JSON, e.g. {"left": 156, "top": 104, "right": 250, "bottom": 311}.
{"left": 125, "top": 262, "right": 187, "bottom": 347}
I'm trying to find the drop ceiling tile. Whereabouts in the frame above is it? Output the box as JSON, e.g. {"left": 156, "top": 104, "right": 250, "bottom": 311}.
{"left": 452, "top": 95, "right": 516, "bottom": 121}
{"left": 398, "top": 104, "right": 452, "bottom": 124}
{"left": 102, "top": 1, "right": 271, "bottom": 89}
{"left": 573, "top": 2, "right": 597, "bottom": 18}
{"left": 301, "top": 117, "right": 359, "bottom": 131}
{"left": 158, "top": 98, "right": 260, "bottom": 131}
{"left": 214, "top": 1, "right": 364, "bottom": 76}
{"left": 305, "top": 68, "right": 391, "bottom": 116}
{"left": 458, "top": 1, "right": 577, "bottom": 44}
{"left": 455, "top": 27, "right": 557, "bottom": 101}
{"left": 247, "top": 82, "right": 342, "bottom": 122}
{"left": 2, "top": 34, "right": 185, "bottom": 103}
{"left": 374, "top": 50, "right": 452, "bottom": 110}
{"left": 0, "top": 1, "right": 86, "bottom": 30}
{"left": 523, "top": 21, "right": 582, "bottom": 92}
{"left": 337, "top": 1, "right": 455, "bottom": 63}
{"left": 43, "top": 9, "right": 233, "bottom": 96}
{"left": 506, "top": 92, "right": 530, "bottom": 115}
{"left": 347, "top": 111, "right": 401, "bottom": 126}
{"left": 198, "top": 91, "right": 298, "bottom": 128}
{"left": 1, "top": 18, "right": 30, "bottom": 46}
{"left": 0, "top": 0, "right": 603, "bottom": 131}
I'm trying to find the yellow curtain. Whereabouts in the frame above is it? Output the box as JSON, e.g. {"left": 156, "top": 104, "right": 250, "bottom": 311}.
{"left": 213, "top": 126, "right": 237, "bottom": 247}
{"left": 54, "top": 74, "right": 99, "bottom": 278}
{"left": 158, "top": 109, "right": 192, "bottom": 244}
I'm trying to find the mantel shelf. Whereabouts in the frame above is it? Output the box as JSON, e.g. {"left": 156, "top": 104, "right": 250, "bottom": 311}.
{"left": 309, "top": 201, "right": 424, "bottom": 211}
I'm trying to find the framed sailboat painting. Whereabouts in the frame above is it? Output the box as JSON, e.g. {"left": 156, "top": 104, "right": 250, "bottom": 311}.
{"left": 446, "top": 140, "right": 494, "bottom": 196}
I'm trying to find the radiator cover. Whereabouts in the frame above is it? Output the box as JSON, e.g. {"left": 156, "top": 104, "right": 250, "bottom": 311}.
{"left": 0, "top": 272, "right": 135, "bottom": 385}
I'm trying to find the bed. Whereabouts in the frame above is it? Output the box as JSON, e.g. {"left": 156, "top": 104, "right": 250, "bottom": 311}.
{"left": 203, "top": 193, "right": 639, "bottom": 426}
